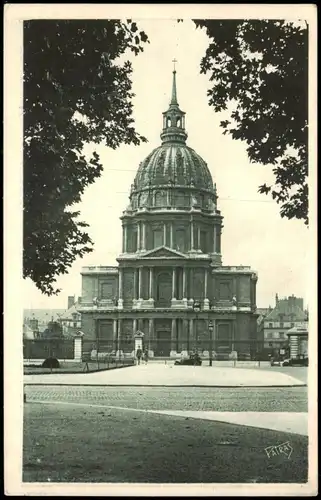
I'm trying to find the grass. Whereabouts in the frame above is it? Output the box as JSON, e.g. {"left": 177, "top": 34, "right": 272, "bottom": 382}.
{"left": 23, "top": 402, "right": 308, "bottom": 483}
{"left": 24, "top": 360, "right": 134, "bottom": 375}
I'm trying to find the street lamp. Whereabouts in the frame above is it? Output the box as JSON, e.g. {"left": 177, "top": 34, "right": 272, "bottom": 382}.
{"left": 209, "top": 320, "right": 214, "bottom": 366}
{"left": 193, "top": 301, "right": 201, "bottom": 353}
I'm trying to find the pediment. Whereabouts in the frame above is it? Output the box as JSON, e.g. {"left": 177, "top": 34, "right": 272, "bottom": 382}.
{"left": 141, "top": 246, "right": 187, "bottom": 259}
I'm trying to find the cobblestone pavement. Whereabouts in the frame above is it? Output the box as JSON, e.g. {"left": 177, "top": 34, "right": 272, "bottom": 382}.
{"left": 24, "top": 385, "right": 307, "bottom": 412}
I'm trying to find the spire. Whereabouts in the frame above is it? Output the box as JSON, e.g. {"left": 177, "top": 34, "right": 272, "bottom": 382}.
{"left": 160, "top": 62, "right": 187, "bottom": 145}
{"left": 170, "top": 59, "right": 178, "bottom": 105}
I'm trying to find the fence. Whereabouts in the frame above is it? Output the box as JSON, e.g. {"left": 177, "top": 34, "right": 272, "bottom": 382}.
{"left": 82, "top": 339, "right": 288, "bottom": 361}
{"left": 23, "top": 337, "right": 290, "bottom": 364}
{"left": 23, "top": 338, "right": 74, "bottom": 360}
{"left": 23, "top": 337, "right": 135, "bottom": 373}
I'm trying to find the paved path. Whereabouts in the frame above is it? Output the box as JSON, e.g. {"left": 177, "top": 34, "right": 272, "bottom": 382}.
{"left": 24, "top": 363, "right": 305, "bottom": 387}
{"left": 25, "top": 384, "right": 307, "bottom": 436}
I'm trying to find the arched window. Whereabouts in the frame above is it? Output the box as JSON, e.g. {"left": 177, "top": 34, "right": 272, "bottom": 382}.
{"left": 166, "top": 117, "right": 171, "bottom": 127}
{"left": 176, "top": 117, "right": 181, "bottom": 127}
{"left": 137, "top": 194, "right": 142, "bottom": 207}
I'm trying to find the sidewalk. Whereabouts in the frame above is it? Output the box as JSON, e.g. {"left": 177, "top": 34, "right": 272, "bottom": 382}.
{"left": 24, "top": 363, "right": 305, "bottom": 387}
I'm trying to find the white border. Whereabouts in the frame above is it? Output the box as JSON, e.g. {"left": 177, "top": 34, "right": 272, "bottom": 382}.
{"left": 4, "top": 3, "right": 318, "bottom": 496}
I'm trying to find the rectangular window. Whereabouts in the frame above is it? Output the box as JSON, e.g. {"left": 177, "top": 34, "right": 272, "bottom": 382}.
{"left": 280, "top": 322, "right": 284, "bottom": 328}
{"left": 269, "top": 323, "right": 273, "bottom": 328}
{"left": 279, "top": 332, "right": 285, "bottom": 339}
{"left": 267, "top": 332, "right": 272, "bottom": 339}
{"left": 291, "top": 322, "right": 294, "bottom": 327}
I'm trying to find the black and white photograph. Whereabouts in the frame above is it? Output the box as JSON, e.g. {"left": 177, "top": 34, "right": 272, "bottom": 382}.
{"left": 4, "top": 3, "right": 317, "bottom": 496}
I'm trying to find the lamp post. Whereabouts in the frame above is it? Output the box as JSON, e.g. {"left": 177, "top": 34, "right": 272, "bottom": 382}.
{"left": 193, "top": 301, "right": 201, "bottom": 353}
{"left": 209, "top": 320, "right": 214, "bottom": 366}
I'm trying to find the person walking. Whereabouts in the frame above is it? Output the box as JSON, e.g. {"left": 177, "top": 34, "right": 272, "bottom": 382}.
{"left": 143, "top": 348, "right": 149, "bottom": 365}
{"left": 136, "top": 347, "right": 142, "bottom": 365}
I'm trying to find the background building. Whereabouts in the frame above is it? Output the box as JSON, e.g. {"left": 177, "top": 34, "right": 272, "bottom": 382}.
{"left": 59, "top": 296, "right": 82, "bottom": 338}
{"left": 79, "top": 70, "right": 259, "bottom": 359}
{"left": 262, "top": 294, "right": 308, "bottom": 351}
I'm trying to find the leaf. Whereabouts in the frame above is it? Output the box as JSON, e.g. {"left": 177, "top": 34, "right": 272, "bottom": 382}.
{"left": 194, "top": 19, "right": 308, "bottom": 225}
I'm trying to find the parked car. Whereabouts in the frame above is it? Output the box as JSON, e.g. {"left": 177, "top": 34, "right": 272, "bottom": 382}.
{"left": 238, "top": 352, "right": 251, "bottom": 361}
{"left": 175, "top": 353, "right": 202, "bottom": 366}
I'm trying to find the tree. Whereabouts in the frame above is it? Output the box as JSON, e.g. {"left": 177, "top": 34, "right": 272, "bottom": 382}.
{"left": 193, "top": 20, "right": 308, "bottom": 224}
{"left": 42, "top": 321, "right": 63, "bottom": 339}
{"left": 24, "top": 20, "right": 149, "bottom": 295}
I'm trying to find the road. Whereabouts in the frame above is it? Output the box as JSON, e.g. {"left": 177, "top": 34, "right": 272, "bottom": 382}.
{"left": 24, "top": 384, "right": 307, "bottom": 412}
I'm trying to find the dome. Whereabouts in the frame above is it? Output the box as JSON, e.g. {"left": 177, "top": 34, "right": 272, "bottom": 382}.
{"left": 134, "top": 143, "right": 214, "bottom": 193}
{"left": 125, "top": 67, "right": 218, "bottom": 215}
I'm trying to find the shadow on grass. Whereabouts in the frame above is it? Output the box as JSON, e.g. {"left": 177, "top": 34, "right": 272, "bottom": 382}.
{"left": 23, "top": 401, "right": 308, "bottom": 484}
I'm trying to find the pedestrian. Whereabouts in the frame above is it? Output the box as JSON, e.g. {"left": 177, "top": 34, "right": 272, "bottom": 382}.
{"left": 136, "top": 347, "right": 142, "bottom": 365}
{"left": 143, "top": 348, "right": 149, "bottom": 365}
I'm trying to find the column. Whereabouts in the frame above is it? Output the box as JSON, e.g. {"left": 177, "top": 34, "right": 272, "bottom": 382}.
{"left": 138, "top": 267, "right": 143, "bottom": 300}
{"left": 197, "top": 226, "right": 201, "bottom": 251}
{"left": 172, "top": 268, "right": 176, "bottom": 300}
{"left": 113, "top": 319, "right": 118, "bottom": 353}
{"left": 170, "top": 318, "right": 177, "bottom": 356}
{"left": 137, "top": 222, "right": 141, "bottom": 251}
{"left": 204, "top": 268, "right": 209, "bottom": 310}
{"left": 133, "top": 318, "right": 137, "bottom": 333}
{"left": 170, "top": 223, "right": 173, "bottom": 248}
{"left": 133, "top": 268, "right": 137, "bottom": 302}
{"left": 189, "top": 318, "right": 194, "bottom": 351}
{"left": 182, "top": 268, "right": 187, "bottom": 299}
{"left": 149, "top": 267, "right": 154, "bottom": 299}
{"left": 123, "top": 225, "right": 128, "bottom": 253}
{"left": 142, "top": 222, "right": 146, "bottom": 251}
{"left": 213, "top": 226, "right": 216, "bottom": 253}
{"left": 182, "top": 319, "right": 189, "bottom": 354}
{"left": 118, "top": 268, "right": 123, "bottom": 309}
{"left": 148, "top": 318, "right": 154, "bottom": 356}
{"left": 163, "top": 223, "right": 167, "bottom": 246}
{"left": 190, "top": 220, "right": 194, "bottom": 251}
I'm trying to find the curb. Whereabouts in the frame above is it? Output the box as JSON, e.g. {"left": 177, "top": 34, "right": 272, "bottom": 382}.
{"left": 24, "top": 383, "right": 307, "bottom": 388}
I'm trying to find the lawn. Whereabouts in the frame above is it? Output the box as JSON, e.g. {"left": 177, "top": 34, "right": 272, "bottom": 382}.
{"left": 24, "top": 360, "right": 134, "bottom": 375}
{"left": 23, "top": 402, "right": 308, "bottom": 483}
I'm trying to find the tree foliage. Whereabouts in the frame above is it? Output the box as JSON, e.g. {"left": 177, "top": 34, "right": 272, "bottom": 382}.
{"left": 193, "top": 20, "right": 308, "bottom": 224}
{"left": 42, "top": 321, "right": 63, "bottom": 339}
{"left": 24, "top": 20, "right": 148, "bottom": 295}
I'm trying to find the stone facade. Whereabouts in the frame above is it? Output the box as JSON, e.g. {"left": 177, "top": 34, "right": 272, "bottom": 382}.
{"left": 79, "top": 69, "right": 259, "bottom": 358}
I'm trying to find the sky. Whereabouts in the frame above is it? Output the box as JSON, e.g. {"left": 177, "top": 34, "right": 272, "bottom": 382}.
{"left": 23, "top": 18, "right": 310, "bottom": 310}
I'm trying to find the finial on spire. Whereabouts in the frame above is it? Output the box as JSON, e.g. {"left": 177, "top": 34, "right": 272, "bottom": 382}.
{"left": 171, "top": 59, "right": 178, "bottom": 105}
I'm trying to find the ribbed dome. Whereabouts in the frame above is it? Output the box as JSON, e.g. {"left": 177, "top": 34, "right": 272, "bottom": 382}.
{"left": 134, "top": 143, "right": 214, "bottom": 192}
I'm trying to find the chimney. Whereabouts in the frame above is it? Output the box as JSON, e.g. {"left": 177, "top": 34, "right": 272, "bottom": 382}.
{"left": 275, "top": 293, "right": 279, "bottom": 305}
{"left": 78, "top": 296, "right": 82, "bottom": 304}
{"left": 68, "top": 295, "right": 75, "bottom": 310}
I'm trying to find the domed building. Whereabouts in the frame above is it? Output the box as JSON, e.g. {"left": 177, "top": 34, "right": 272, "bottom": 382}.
{"left": 79, "top": 69, "right": 259, "bottom": 360}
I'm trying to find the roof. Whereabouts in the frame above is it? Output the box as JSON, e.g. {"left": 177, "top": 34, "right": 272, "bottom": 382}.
{"left": 287, "top": 326, "right": 308, "bottom": 336}
{"left": 24, "top": 309, "right": 65, "bottom": 323}
{"left": 59, "top": 302, "right": 81, "bottom": 320}
{"left": 133, "top": 143, "right": 214, "bottom": 194}
{"left": 265, "top": 300, "right": 307, "bottom": 322}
